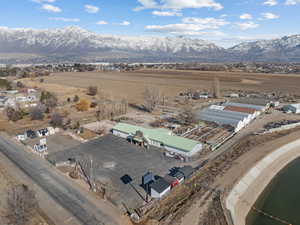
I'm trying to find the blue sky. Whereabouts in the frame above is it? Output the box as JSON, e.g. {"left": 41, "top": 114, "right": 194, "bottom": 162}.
{"left": 1, "top": 0, "right": 299, "bottom": 47}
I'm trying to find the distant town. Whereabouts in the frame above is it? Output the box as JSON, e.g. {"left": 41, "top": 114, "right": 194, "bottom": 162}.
{"left": 1, "top": 62, "right": 300, "bottom": 77}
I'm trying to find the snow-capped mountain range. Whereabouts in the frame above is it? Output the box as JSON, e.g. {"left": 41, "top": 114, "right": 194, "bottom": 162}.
{"left": 0, "top": 26, "right": 299, "bottom": 63}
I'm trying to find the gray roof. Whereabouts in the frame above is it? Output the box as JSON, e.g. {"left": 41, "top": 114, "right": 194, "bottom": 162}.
{"left": 0, "top": 96, "right": 8, "bottom": 102}
{"left": 232, "top": 98, "right": 271, "bottom": 106}
{"left": 178, "top": 166, "right": 194, "bottom": 178}
{"left": 198, "top": 114, "right": 242, "bottom": 128}
{"left": 150, "top": 178, "right": 170, "bottom": 193}
{"left": 223, "top": 102, "right": 264, "bottom": 111}
{"left": 199, "top": 108, "right": 250, "bottom": 122}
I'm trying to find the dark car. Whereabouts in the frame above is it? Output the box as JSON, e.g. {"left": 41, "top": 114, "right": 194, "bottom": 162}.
{"left": 26, "top": 130, "right": 37, "bottom": 139}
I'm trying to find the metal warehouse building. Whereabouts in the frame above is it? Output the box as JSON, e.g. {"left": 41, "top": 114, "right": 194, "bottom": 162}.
{"left": 232, "top": 98, "right": 271, "bottom": 108}
{"left": 199, "top": 114, "right": 244, "bottom": 132}
{"left": 112, "top": 123, "right": 203, "bottom": 157}
{"left": 223, "top": 102, "right": 265, "bottom": 113}
{"left": 200, "top": 108, "right": 253, "bottom": 124}
{"left": 282, "top": 104, "right": 300, "bottom": 114}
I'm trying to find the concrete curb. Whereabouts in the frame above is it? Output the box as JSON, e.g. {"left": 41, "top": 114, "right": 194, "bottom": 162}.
{"left": 225, "top": 138, "right": 300, "bottom": 225}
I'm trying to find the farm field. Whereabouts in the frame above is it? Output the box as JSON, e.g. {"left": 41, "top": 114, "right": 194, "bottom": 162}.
{"left": 20, "top": 69, "right": 300, "bottom": 104}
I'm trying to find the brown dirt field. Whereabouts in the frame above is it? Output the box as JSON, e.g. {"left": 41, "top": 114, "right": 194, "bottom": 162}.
{"left": 19, "top": 70, "right": 300, "bottom": 104}
{"left": 0, "top": 113, "right": 50, "bottom": 135}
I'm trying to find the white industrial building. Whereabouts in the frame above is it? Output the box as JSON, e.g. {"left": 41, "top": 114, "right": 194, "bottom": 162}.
{"left": 198, "top": 106, "right": 259, "bottom": 132}
{"left": 199, "top": 113, "right": 244, "bottom": 132}
{"left": 112, "top": 123, "right": 203, "bottom": 158}
{"left": 283, "top": 104, "right": 300, "bottom": 114}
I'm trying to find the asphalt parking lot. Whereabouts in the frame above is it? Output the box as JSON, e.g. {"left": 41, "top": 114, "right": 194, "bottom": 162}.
{"left": 46, "top": 134, "right": 184, "bottom": 210}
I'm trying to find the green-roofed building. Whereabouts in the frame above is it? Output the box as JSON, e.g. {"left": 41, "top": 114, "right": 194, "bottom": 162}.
{"left": 112, "top": 123, "right": 202, "bottom": 157}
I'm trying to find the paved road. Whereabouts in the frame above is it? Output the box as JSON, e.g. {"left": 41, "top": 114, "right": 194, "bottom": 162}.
{"left": 0, "top": 135, "right": 118, "bottom": 225}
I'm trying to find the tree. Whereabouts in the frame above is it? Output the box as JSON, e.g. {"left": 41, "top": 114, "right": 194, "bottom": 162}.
{"left": 213, "top": 77, "right": 221, "bottom": 98}
{"left": 75, "top": 99, "right": 89, "bottom": 111}
{"left": 178, "top": 107, "right": 197, "bottom": 125}
{"left": 6, "top": 107, "right": 24, "bottom": 122}
{"left": 87, "top": 86, "right": 98, "bottom": 96}
{"left": 6, "top": 184, "right": 38, "bottom": 225}
{"left": 16, "top": 81, "right": 25, "bottom": 88}
{"left": 40, "top": 91, "right": 58, "bottom": 111}
{"left": 50, "top": 112, "right": 64, "bottom": 128}
{"left": 143, "top": 87, "right": 161, "bottom": 112}
{"left": 30, "top": 104, "right": 45, "bottom": 120}
{"left": 73, "top": 95, "right": 79, "bottom": 103}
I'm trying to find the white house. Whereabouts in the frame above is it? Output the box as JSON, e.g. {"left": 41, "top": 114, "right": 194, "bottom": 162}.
{"left": 150, "top": 178, "right": 171, "bottom": 199}
{"left": 283, "top": 104, "right": 300, "bottom": 114}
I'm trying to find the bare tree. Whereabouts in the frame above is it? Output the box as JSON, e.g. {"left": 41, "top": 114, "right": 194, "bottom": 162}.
{"left": 87, "top": 86, "right": 98, "bottom": 96}
{"left": 5, "top": 107, "right": 24, "bottom": 122}
{"left": 143, "top": 87, "right": 161, "bottom": 112}
{"left": 178, "top": 107, "right": 197, "bottom": 125}
{"left": 6, "top": 184, "right": 38, "bottom": 225}
{"left": 50, "top": 112, "right": 64, "bottom": 127}
{"left": 30, "top": 104, "right": 46, "bottom": 120}
{"left": 213, "top": 77, "right": 221, "bottom": 98}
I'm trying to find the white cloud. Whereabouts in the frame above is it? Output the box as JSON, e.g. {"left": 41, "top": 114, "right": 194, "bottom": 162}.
{"left": 32, "top": 0, "right": 56, "bottom": 3}
{"left": 49, "top": 17, "right": 80, "bottom": 22}
{"left": 285, "top": 0, "right": 300, "bottom": 5}
{"left": 146, "top": 17, "right": 229, "bottom": 34}
{"left": 263, "top": 0, "right": 278, "bottom": 6}
{"left": 152, "top": 10, "right": 182, "bottom": 16}
{"left": 182, "top": 17, "right": 229, "bottom": 28}
{"left": 235, "top": 21, "right": 259, "bottom": 30}
{"left": 261, "top": 12, "right": 280, "bottom": 19}
{"left": 240, "top": 13, "right": 252, "bottom": 20}
{"left": 85, "top": 5, "right": 99, "bottom": 13}
{"left": 41, "top": 4, "right": 61, "bottom": 13}
{"left": 135, "top": 0, "right": 223, "bottom": 11}
{"left": 96, "top": 20, "right": 108, "bottom": 25}
{"left": 146, "top": 23, "right": 218, "bottom": 34}
{"left": 119, "top": 21, "right": 131, "bottom": 26}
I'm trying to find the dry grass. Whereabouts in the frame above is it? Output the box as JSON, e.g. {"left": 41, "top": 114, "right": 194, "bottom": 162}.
{"left": 19, "top": 70, "right": 300, "bottom": 105}
{"left": 0, "top": 162, "right": 51, "bottom": 225}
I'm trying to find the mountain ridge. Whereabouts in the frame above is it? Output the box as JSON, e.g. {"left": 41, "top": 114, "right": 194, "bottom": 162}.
{"left": 0, "top": 26, "right": 300, "bottom": 63}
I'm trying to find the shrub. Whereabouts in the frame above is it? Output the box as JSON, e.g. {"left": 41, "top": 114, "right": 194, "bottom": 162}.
{"left": 87, "top": 86, "right": 98, "bottom": 96}
{"left": 75, "top": 99, "right": 89, "bottom": 111}
{"left": 73, "top": 95, "right": 79, "bottom": 103}
{"left": 6, "top": 184, "right": 38, "bottom": 225}
{"left": 6, "top": 107, "right": 24, "bottom": 122}
{"left": 50, "top": 112, "right": 64, "bottom": 128}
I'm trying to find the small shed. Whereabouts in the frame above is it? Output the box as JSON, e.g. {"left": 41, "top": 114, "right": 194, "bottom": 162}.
{"left": 150, "top": 178, "right": 171, "bottom": 199}
{"left": 164, "top": 175, "right": 179, "bottom": 188}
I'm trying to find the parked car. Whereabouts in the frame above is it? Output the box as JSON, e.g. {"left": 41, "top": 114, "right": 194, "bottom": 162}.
{"left": 37, "top": 128, "right": 49, "bottom": 137}
{"left": 26, "top": 130, "right": 37, "bottom": 139}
